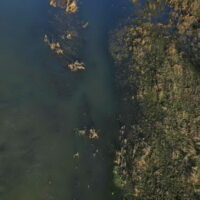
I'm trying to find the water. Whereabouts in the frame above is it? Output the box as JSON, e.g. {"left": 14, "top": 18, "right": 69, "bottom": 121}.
{"left": 0, "top": 0, "right": 121, "bottom": 199}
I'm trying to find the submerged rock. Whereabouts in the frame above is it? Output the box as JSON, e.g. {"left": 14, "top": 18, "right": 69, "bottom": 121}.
{"left": 82, "top": 22, "right": 89, "bottom": 29}
{"left": 50, "top": 0, "right": 57, "bottom": 7}
{"left": 66, "top": 32, "right": 73, "bottom": 39}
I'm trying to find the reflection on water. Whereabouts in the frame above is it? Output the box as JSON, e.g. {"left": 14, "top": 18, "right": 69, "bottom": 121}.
{"left": 0, "top": 0, "right": 120, "bottom": 199}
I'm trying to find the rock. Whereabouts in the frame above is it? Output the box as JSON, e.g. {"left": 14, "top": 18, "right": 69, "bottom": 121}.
{"left": 67, "top": 61, "right": 86, "bottom": 71}
{"left": 66, "top": 0, "right": 78, "bottom": 13}
{"left": 50, "top": 0, "right": 56, "bottom": 7}
{"left": 78, "top": 129, "right": 86, "bottom": 135}
{"left": 49, "top": 0, "right": 78, "bottom": 14}
{"left": 44, "top": 35, "right": 64, "bottom": 55}
{"left": 49, "top": 42, "right": 60, "bottom": 50}
{"left": 88, "top": 128, "right": 99, "bottom": 139}
{"left": 55, "top": 48, "right": 64, "bottom": 55}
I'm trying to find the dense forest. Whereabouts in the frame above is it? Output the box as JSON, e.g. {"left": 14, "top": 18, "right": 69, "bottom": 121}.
{"left": 110, "top": 0, "right": 200, "bottom": 199}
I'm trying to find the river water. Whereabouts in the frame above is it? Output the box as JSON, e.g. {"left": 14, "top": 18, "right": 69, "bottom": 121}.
{"left": 0, "top": 0, "right": 121, "bottom": 199}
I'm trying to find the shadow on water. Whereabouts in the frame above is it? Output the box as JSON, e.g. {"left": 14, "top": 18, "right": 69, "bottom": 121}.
{"left": 0, "top": 0, "right": 123, "bottom": 199}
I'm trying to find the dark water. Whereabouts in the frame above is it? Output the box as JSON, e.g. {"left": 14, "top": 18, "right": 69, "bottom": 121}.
{"left": 0, "top": 0, "right": 121, "bottom": 199}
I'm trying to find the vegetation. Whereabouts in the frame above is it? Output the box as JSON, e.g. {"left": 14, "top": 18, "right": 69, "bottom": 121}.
{"left": 110, "top": 0, "right": 200, "bottom": 199}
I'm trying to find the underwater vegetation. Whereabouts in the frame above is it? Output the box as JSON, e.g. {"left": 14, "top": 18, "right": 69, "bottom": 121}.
{"left": 110, "top": 0, "right": 200, "bottom": 199}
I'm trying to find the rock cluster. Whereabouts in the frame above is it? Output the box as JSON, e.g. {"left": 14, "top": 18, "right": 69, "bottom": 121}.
{"left": 67, "top": 61, "right": 86, "bottom": 72}
{"left": 49, "top": 0, "right": 78, "bottom": 14}
{"left": 75, "top": 128, "right": 99, "bottom": 140}
{"left": 44, "top": 35, "right": 64, "bottom": 55}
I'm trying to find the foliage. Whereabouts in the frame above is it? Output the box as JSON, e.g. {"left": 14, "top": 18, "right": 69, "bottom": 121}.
{"left": 111, "top": 0, "right": 200, "bottom": 199}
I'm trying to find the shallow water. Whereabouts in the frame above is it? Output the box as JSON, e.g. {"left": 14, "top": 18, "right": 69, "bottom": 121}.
{"left": 0, "top": 0, "right": 120, "bottom": 199}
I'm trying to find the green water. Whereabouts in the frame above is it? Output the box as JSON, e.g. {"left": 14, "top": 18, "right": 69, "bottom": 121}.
{"left": 0, "top": 0, "right": 120, "bottom": 199}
